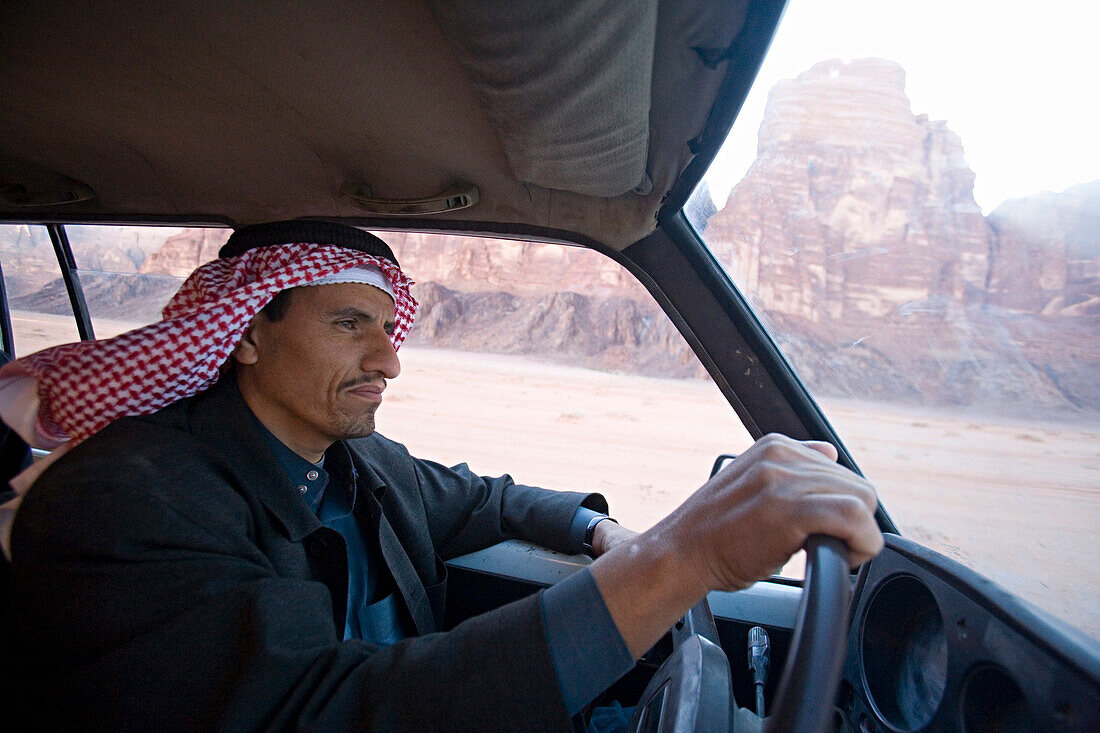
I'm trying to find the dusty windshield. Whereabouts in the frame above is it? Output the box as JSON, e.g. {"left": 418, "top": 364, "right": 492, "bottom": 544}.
{"left": 690, "top": 0, "right": 1099, "bottom": 639}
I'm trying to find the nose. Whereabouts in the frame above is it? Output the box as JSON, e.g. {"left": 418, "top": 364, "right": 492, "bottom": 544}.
{"left": 363, "top": 329, "right": 401, "bottom": 379}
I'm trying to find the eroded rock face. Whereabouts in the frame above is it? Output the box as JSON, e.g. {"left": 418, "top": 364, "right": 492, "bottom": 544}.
{"left": 385, "top": 231, "right": 647, "bottom": 300}
{"left": 407, "top": 281, "right": 704, "bottom": 377}
{"left": 707, "top": 58, "right": 992, "bottom": 329}
{"left": 140, "top": 228, "right": 229, "bottom": 277}
{"left": 701, "top": 58, "right": 1098, "bottom": 414}
{"left": 987, "top": 180, "right": 1100, "bottom": 316}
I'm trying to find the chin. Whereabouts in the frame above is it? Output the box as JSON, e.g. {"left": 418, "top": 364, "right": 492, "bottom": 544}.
{"left": 334, "top": 418, "right": 377, "bottom": 441}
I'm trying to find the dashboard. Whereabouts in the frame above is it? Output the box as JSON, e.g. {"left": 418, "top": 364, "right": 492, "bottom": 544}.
{"left": 837, "top": 535, "right": 1100, "bottom": 732}
{"left": 444, "top": 536, "right": 1100, "bottom": 731}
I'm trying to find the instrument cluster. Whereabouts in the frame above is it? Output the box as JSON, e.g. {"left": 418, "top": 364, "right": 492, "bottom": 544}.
{"left": 834, "top": 535, "right": 1099, "bottom": 732}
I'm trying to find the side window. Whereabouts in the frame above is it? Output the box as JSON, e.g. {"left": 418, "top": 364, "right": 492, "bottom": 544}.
{"left": 0, "top": 224, "right": 229, "bottom": 354}
{"left": 64, "top": 225, "right": 227, "bottom": 339}
{"left": 382, "top": 232, "right": 755, "bottom": 534}
{"left": 0, "top": 224, "right": 78, "bottom": 356}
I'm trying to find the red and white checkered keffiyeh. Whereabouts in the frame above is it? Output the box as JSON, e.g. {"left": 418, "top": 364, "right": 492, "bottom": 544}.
{"left": 0, "top": 242, "right": 417, "bottom": 446}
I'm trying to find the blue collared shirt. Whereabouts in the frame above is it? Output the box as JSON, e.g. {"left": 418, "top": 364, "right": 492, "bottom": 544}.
{"left": 257, "top": 422, "right": 412, "bottom": 644}
{"left": 254, "top": 417, "right": 632, "bottom": 714}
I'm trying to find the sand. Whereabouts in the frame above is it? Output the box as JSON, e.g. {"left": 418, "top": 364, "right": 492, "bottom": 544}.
{"left": 9, "top": 312, "right": 1099, "bottom": 641}
{"left": 383, "top": 346, "right": 1100, "bottom": 641}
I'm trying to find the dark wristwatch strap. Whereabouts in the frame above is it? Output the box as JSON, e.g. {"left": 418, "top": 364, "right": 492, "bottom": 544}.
{"left": 582, "top": 514, "right": 618, "bottom": 558}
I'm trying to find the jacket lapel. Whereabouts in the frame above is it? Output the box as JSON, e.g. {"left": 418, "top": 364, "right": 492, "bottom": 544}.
{"left": 352, "top": 459, "right": 436, "bottom": 636}
{"left": 376, "top": 506, "right": 435, "bottom": 635}
{"left": 186, "top": 380, "right": 432, "bottom": 636}
{"left": 188, "top": 379, "right": 322, "bottom": 542}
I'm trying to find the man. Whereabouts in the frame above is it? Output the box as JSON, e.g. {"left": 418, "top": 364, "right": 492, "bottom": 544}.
{"left": 0, "top": 221, "right": 882, "bottom": 731}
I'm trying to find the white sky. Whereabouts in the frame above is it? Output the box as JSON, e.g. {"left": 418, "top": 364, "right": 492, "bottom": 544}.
{"left": 705, "top": 0, "right": 1099, "bottom": 213}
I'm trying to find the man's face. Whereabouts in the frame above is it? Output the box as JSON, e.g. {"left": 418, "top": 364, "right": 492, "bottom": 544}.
{"left": 232, "top": 282, "right": 401, "bottom": 460}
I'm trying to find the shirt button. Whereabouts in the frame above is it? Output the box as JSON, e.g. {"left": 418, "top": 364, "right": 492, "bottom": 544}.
{"left": 297, "top": 485, "right": 308, "bottom": 495}
{"left": 306, "top": 470, "right": 319, "bottom": 481}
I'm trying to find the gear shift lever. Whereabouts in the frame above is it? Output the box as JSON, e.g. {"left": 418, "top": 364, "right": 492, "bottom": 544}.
{"left": 748, "top": 626, "right": 770, "bottom": 716}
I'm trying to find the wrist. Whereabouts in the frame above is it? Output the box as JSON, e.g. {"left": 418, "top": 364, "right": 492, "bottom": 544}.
{"left": 582, "top": 515, "right": 617, "bottom": 558}
{"left": 593, "top": 518, "right": 639, "bottom": 557}
{"left": 650, "top": 513, "right": 716, "bottom": 598}
{"left": 588, "top": 527, "right": 712, "bottom": 659}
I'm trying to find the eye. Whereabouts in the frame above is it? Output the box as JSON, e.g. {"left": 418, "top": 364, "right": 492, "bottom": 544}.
{"left": 336, "top": 318, "right": 357, "bottom": 330}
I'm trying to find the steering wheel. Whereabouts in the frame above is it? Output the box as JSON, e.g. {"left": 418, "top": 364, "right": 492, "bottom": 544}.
{"left": 765, "top": 536, "right": 851, "bottom": 732}
{"left": 626, "top": 536, "right": 852, "bottom": 733}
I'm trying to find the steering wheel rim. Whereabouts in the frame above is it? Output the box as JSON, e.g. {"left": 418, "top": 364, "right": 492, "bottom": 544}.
{"left": 764, "top": 535, "right": 852, "bottom": 733}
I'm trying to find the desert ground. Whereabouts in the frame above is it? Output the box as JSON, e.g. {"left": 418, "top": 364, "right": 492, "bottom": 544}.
{"left": 386, "top": 347, "right": 1100, "bottom": 642}
{"left": 11, "top": 312, "right": 1100, "bottom": 641}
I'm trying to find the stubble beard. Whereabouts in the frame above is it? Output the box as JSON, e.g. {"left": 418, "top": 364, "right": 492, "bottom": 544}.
{"left": 332, "top": 402, "right": 380, "bottom": 441}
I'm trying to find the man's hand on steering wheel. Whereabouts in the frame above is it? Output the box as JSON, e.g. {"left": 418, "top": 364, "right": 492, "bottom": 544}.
{"left": 671, "top": 434, "right": 882, "bottom": 593}
{"left": 587, "top": 433, "right": 883, "bottom": 660}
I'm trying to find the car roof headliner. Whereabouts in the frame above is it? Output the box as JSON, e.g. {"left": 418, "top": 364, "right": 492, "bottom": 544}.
{"left": 0, "top": 0, "right": 775, "bottom": 250}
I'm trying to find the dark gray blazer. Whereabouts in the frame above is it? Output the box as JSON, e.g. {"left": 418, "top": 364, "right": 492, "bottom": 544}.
{"left": 2, "top": 379, "right": 606, "bottom": 731}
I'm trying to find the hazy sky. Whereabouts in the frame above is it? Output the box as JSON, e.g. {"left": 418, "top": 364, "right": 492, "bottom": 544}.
{"left": 705, "top": 0, "right": 1098, "bottom": 213}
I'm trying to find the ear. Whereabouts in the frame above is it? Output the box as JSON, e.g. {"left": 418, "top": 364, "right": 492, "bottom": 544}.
{"left": 231, "top": 316, "right": 265, "bottom": 366}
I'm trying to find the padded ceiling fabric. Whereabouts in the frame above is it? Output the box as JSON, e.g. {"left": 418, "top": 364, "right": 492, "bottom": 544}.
{"left": 428, "top": 0, "right": 657, "bottom": 198}
{"left": 0, "top": 0, "right": 758, "bottom": 250}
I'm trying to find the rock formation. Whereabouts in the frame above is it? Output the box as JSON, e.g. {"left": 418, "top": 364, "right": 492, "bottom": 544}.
{"left": 12, "top": 273, "right": 182, "bottom": 324}
{"left": 0, "top": 224, "right": 62, "bottom": 297}
{"left": 140, "top": 228, "right": 229, "bottom": 277}
{"left": 703, "top": 58, "right": 1098, "bottom": 415}
{"left": 706, "top": 58, "right": 991, "bottom": 330}
{"left": 408, "top": 282, "right": 704, "bottom": 377}
{"left": 384, "top": 231, "right": 648, "bottom": 300}
{"left": 986, "top": 180, "right": 1100, "bottom": 316}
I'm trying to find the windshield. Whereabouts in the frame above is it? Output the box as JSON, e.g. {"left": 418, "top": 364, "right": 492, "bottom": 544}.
{"left": 690, "top": 0, "right": 1099, "bottom": 639}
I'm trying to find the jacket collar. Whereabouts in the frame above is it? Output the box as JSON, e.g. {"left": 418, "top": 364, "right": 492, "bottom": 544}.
{"left": 188, "top": 378, "right": 323, "bottom": 542}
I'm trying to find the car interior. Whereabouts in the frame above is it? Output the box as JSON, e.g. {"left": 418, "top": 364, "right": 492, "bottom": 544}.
{"left": 2, "top": 1, "right": 1098, "bottom": 731}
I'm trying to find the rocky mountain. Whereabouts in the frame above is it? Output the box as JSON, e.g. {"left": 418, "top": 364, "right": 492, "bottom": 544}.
{"left": 383, "top": 231, "right": 648, "bottom": 300}
{"left": 408, "top": 282, "right": 703, "bottom": 377}
{"left": 986, "top": 180, "right": 1100, "bottom": 316}
{"left": 0, "top": 224, "right": 61, "bottom": 297}
{"left": 140, "top": 228, "right": 229, "bottom": 277}
{"left": 703, "top": 58, "right": 1098, "bottom": 415}
{"left": 11, "top": 272, "right": 184, "bottom": 324}
{"left": 384, "top": 234, "right": 703, "bottom": 375}
{"left": 0, "top": 224, "right": 182, "bottom": 297}
{"left": 708, "top": 58, "right": 992, "bottom": 327}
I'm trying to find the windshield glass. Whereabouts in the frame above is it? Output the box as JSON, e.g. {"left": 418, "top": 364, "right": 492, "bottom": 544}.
{"left": 689, "top": 0, "right": 1098, "bottom": 639}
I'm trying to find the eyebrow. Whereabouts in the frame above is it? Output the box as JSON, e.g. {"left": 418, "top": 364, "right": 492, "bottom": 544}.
{"left": 325, "top": 306, "right": 396, "bottom": 329}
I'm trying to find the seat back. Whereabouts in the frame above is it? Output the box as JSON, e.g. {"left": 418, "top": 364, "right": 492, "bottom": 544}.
{"left": 0, "top": 349, "right": 32, "bottom": 631}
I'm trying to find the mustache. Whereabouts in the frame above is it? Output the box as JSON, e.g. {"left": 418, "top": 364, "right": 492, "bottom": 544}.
{"left": 339, "top": 377, "right": 386, "bottom": 391}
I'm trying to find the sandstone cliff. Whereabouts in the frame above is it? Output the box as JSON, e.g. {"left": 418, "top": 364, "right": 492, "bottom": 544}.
{"left": 408, "top": 281, "right": 703, "bottom": 377}
{"left": 140, "top": 228, "right": 229, "bottom": 277}
{"left": 986, "top": 180, "right": 1100, "bottom": 316}
{"left": 703, "top": 58, "right": 1098, "bottom": 415}
{"left": 383, "top": 231, "right": 648, "bottom": 300}
{"left": 707, "top": 58, "right": 992, "bottom": 328}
